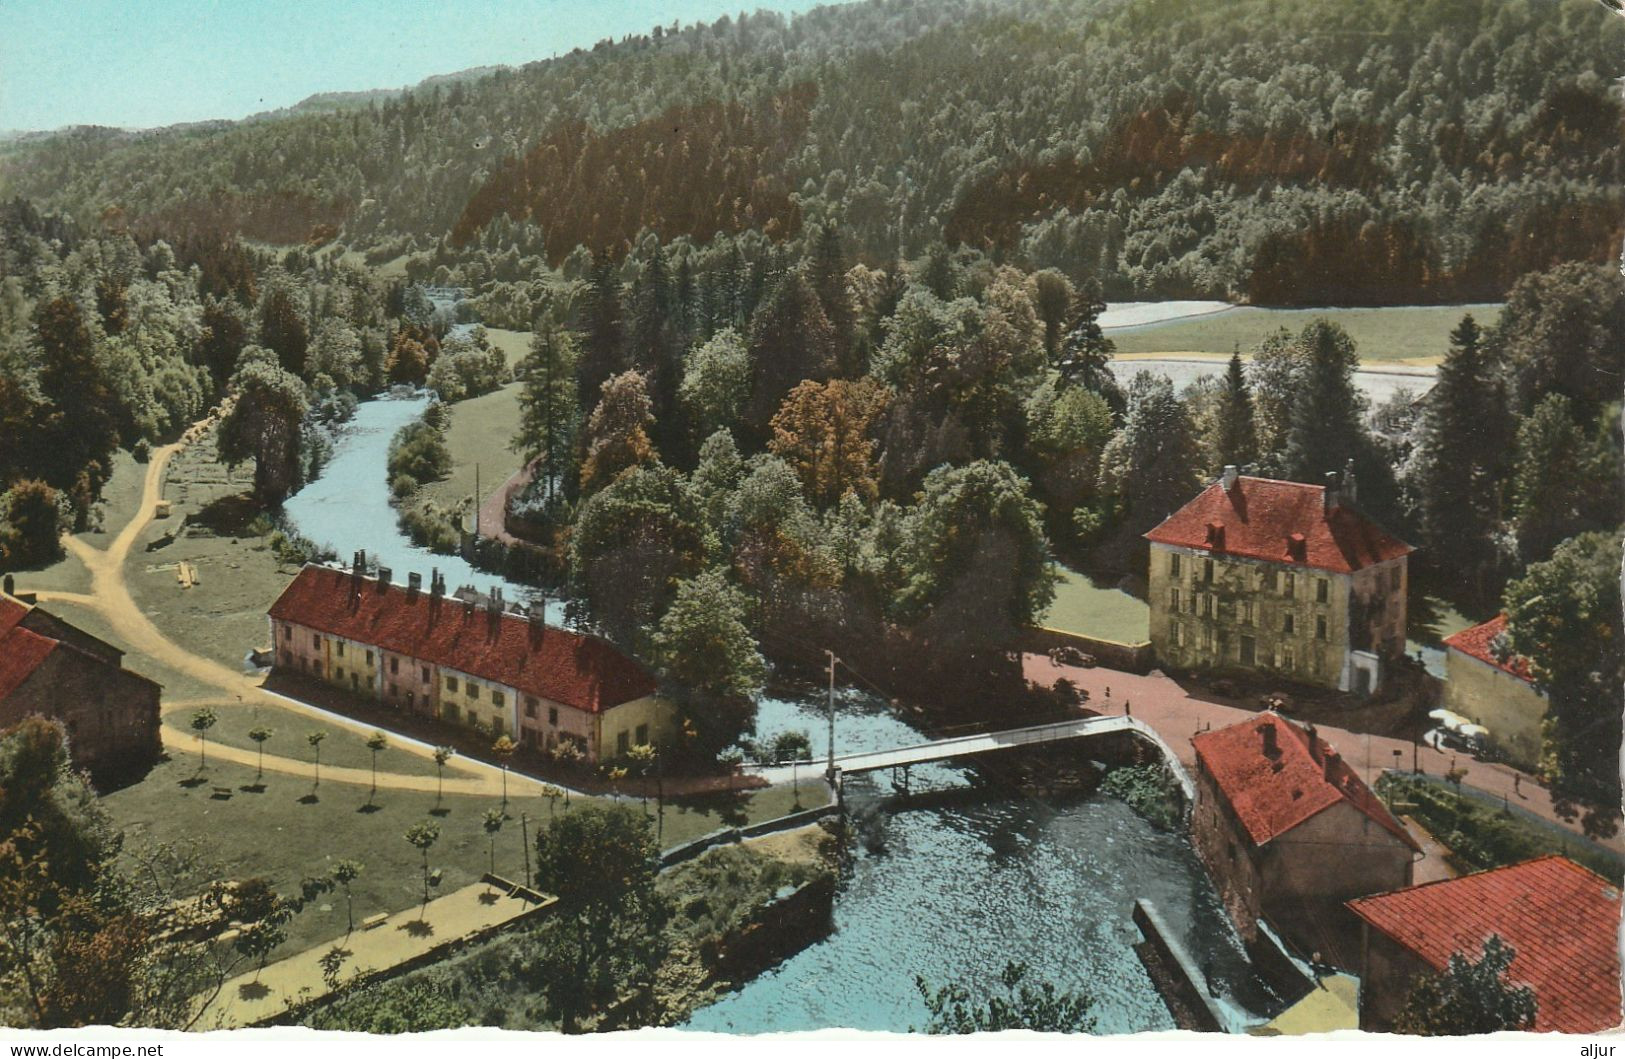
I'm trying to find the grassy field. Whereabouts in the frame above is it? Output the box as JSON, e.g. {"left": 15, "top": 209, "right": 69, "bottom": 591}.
{"left": 1039, "top": 564, "right": 1150, "bottom": 642}
{"left": 484, "top": 327, "right": 531, "bottom": 370}
{"left": 418, "top": 382, "right": 524, "bottom": 513}
{"left": 105, "top": 746, "right": 817, "bottom": 959}
{"left": 1111, "top": 304, "right": 1502, "bottom": 363}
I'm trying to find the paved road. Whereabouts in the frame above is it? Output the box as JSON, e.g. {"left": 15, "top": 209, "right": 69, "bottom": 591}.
{"left": 1023, "top": 655, "right": 1624, "bottom": 855}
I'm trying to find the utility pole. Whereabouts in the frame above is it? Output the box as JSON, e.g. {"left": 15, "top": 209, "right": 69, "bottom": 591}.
{"left": 520, "top": 812, "right": 531, "bottom": 891}
{"left": 825, "top": 650, "right": 838, "bottom": 780}
{"left": 474, "top": 462, "right": 480, "bottom": 536}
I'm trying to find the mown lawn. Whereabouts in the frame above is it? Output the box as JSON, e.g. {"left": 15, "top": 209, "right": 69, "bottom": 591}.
{"left": 417, "top": 383, "right": 524, "bottom": 513}
{"left": 104, "top": 747, "right": 820, "bottom": 959}
{"left": 1039, "top": 564, "right": 1150, "bottom": 642}
{"left": 1112, "top": 303, "right": 1503, "bottom": 363}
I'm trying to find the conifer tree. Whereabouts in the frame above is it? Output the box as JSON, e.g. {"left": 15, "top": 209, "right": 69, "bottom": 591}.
{"left": 577, "top": 251, "right": 625, "bottom": 409}
{"left": 1283, "top": 319, "right": 1364, "bottom": 483}
{"left": 808, "top": 224, "right": 857, "bottom": 375}
{"left": 1214, "top": 350, "right": 1257, "bottom": 470}
{"left": 513, "top": 321, "right": 581, "bottom": 505}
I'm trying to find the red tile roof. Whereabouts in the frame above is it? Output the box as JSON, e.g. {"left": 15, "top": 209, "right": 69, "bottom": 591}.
{"left": 268, "top": 565, "right": 657, "bottom": 713}
{"left": 1145, "top": 476, "right": 1411, "bottom": 574}
{"left": 1348, "top": 856, "right": 1622, "bottom": 1033}
{"left": 0, "top": 625, "right": 58, "bottom": 701}
{"left": 1193, "top": 711, "right": 1420, "bottom": 852}
{"left": 0, "top": 595, "right": 28, "bottom": 637}
{"left": 1443, "top": 614, "right": 1534, "bottom": 683}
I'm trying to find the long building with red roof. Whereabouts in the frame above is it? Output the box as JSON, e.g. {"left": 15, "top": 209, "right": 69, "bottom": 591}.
{"left": 268, "top": 560, "right": 672, "bottom": 762}
{"left": 1145, "top": 466, "right": 1412, "bottom": 694}
{"left": 1441, "top": 614, "right": 1546, "bottom": 768}
{"left": 1190, "top": 711, "right": 1419, "bottom": 965}
{"left": 1348, "top": 856, "right": 1622, "bottom": 1033}
{"left": 0, "top": 589, "right": 162, "bottom": 785}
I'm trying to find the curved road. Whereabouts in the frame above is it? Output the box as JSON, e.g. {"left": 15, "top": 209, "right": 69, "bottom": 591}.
{"left": 23, "top": 411, "right": 559, "bottom": 798}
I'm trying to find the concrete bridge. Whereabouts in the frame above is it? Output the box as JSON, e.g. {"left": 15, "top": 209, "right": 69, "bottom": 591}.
{"left": 753, "top": 714, "right": 1193, "bottom": 799}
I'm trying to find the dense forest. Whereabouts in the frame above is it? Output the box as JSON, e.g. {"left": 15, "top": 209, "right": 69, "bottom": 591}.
{"left": 2, "top": 0, "right": 1620, "bottom": 302}
{"left": 0, "top": 0, "right": 1619, "bottom": 821}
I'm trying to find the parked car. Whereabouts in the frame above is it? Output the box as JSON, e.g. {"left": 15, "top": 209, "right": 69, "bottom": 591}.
{"left": 1049, "top": 646, "right": 1096, "bottom": 668}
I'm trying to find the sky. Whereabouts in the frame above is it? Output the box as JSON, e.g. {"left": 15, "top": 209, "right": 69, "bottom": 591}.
{"left": 0, "top": 0, "right": 836, "bottom": 133}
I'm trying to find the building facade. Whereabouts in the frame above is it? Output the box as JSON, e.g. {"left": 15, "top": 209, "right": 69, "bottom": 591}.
{"left": 1146, "top": 467, "right": 1412, "bottom": 693}
{"left": 1191, "top": 712, "right": 1419, "bottom": 964}
{"left": 268, "top": 560, "right": 675, "bottom": 762}
{"left": 0, "top": 591, "right": 162, "bottom": 786}
{"left": 1441, "top": 615, "right": 1546, "bottom": 769}
{"left": 1348, "top": 856, "right": 1622, "bottom": 1033}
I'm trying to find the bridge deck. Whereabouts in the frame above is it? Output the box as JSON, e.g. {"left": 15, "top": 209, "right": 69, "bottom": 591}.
{"left": 753, "top": 714, "right": 1193, "bottom": 798}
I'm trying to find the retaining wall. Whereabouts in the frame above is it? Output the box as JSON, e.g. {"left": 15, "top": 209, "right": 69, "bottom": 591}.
{"left": 1023, "top": 626, "right": 1154, "bottom": 673}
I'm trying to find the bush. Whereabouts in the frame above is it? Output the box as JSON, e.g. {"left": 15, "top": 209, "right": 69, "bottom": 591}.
{"left": 0, "top": 480, "right": 65, "bottom": 568}
{"left": 398, "top": 497, "right": 462, "bottom": 554}
{"left": 131, "top": 439, "right": 151, "bottom": 463}
{"left": 386, "top": 419, "right": 451, "bottom": 488}
{"left": 390, "top": 473, "right": 418, "bottom": 499}
{"left": 1099, "top": 764, "right": 1182, "bottom": 831}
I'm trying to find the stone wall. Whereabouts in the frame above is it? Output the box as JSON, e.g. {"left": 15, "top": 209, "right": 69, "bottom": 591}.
{"left": 1444, "top": 649, "right": 1546, "bottom": 769}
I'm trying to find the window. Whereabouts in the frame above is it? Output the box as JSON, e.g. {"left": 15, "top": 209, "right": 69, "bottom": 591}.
{"left": 1283, "top": 646, "right": 1295, "bottom": 670}
{"left": 1169, "top": 588, "right": 1181, "bottom": 612}
{"left": 1240, "top": 635, "right": 1256, "bottom": 665}
{"left": 284, "top": 626, "right": 292, "bottom": 640}
{"left": 366, "top": 675, "right": 374, "bottom": 689}
{"left": 1283, "top": 573, "right": 1295, "bottom": 598}
{"left": 1170, "top": 553, "right": 1182, "bottom": 578}
{"left": 446, "top": 676, "right": 458, "bottom": 693}
{"left": 525, "top": 696, "right": 538, "bottom": 719}
{"left": 336, "top": 642, "right": 345, "bottom": 658}
{"left": 636, "top": 724, "right": 649, "bottom": 745}
{"left": 313, "top": 633, "right": 321, "bottom": 648}
{"left": 444, "top": 705, "right": 459, "bottom": 724}
{"left": 1174, "top": 622, "right": 1186, "bottom": 647}
{"left": 1265, "top": 569, "right": 1278, "bottom": 591}
{"left": 468, "top": 683, "right": 480, "bottom": 701}
{"left": 492, "top": 690, "right": 505, "bottom": 708}
{"left": 1242, "top": 600, "right": 1254, "bottom": 626}
{"left": 1283, "top": 613, "right": 1295, "bottom": 635}
{"left": 1203, "top": 558, "right": 1214, "bottom": 582}
{"left": 365, "top": 650, "right": 374, "bottom": 666}
{"left": 1201, "top": 626, "right": 1213, "bottom": 650}
{"left": 492, "top": 717, "right": 504, "bottom": 737}
{"left": 548, "top": 707, "right": 559, "bottom": 727}
{"left": 421, "top": 666, "right": 430, "bottom": 683}
{"left": 1316, "top": 578, "right": 1329, "bottom": 603}
{"left": 1202, "top": 594, "right": 1214, "bottom": 618}
{"left": 617, "top": 731, "right": 631, "bottom": 756}
{"left": 336, "top": 667, "right": 345, "bottom": 680}
{"left": 390, "top": 657, "right": 399, "bottom": 675}
{"left": 1316, "top": 615, "right": 1328, "bottom": 641}
{"left": 1391, "top": 566, "right": 1402, "bottom": 591}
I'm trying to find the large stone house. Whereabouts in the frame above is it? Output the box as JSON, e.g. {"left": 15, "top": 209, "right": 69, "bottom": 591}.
{"left": 0, "top": 590, "right": 162, "bottom": 786}
{"left": 268, "top": 561, "right": 674, "bottom": 762}
{"left": 1348, "top": 856, "right": 1622, "bottom": 1033}
{"left": 1441, "top": 614, "right": 1545, "bottom": 769}
{"left": 1145, "top": 466, "right": 1412, "bottom": 694}
{"left": 1191, "top": 712, "right": 1420, "bottom": 964}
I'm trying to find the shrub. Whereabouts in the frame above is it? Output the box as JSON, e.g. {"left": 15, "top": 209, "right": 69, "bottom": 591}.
{"left": 391, "top": 473, "right": 418, "bottom": 499}
{"left": 398, "top": 497, "right": 462, "bottom": 554}
{"left": 0, "top": 480, "right": 65, "bottom": 568}
{"left": 386, "top": 419, "right": 451, "bottom": 488}
{"left": 131, "top": 438, "right": 151, "bottom": 463}
{"left": 1099, "top": 763, "right": 1182, "bottom": 831}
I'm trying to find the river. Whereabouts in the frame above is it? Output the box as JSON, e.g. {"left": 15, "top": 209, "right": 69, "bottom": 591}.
{"left": 686, "top": 690, "right": 1279, "bottom": 1034}
{"left": 281, "top": 391, "right": 559, "bottom": 618}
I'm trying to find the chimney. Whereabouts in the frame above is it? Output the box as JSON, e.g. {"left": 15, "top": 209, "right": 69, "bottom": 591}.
{"left": 1322, "top": 472, "right": 1341, "bottom": 513}
{"left": 1323, "top": 747, "right": 1340, "bottom": 782}
{"left": 1260, "top": 720, "right": 1278, "bottom": 755}
{"left": 430, "top": 568, "right": 444, "bottom": 598}
{"left": 351, "top": 550, "right": 365, "bottom": 595}
{"left": 407, "top": 572, "right": 421, "bottom": 599}
{"left": 1343, "top": 458, "right": 1358, "bottom": 505}
{"left": 528, "top": 603, "right": 545, "bottom": 633}
{"left": 376, "top": 566, "right": 391, "bottom": 591}
{"left": 1221, "top": 465, "right": 1239, "bottom": 493}
{"left": 1206, "top": 521, "right": 1225, "bottom": 550}
{"left": 1306, "top": 723, "right": 1321, "bottom": 762}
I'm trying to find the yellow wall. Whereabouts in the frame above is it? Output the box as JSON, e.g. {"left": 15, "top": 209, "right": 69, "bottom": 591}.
{"left": 1444, "top": 650, "right": 1546, "bottom": 769}
{"left": 597, "top": 695, "right": 678, "bottom": 760}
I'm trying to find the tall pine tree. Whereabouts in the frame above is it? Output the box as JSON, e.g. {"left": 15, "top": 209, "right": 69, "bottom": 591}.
{"left": 577, "top": 251, "right": 625, "bottom": 410}
{"left": 513, "top": 321, "right": 581, "bottom": 505}
{"left": 1214, "top": 350, "right": 1257, "bottom": 470}
{"left": 1412, "top": 315, "right": 1508, "bottom": 597}
{"left": 1283, "top": 319, "right": 1364, "bottom": 483}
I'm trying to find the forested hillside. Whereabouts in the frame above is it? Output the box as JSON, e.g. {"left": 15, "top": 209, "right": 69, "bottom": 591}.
{"left": 2, "top": 0, "right": 1619, "bottom": 302}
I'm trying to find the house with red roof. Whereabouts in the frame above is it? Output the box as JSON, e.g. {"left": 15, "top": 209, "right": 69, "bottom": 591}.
{"left": 1145, "top": 465, "right": 1412, "bottom": 694}
{"left": 268, "top": 559, "right": 672, "bottom": 763}
{"left": 1348, "top": 856, "right": 1622, "bottom": 1033}
{"left": 0, "top": 589, "right": 161, "bottom": 785}
{"left": 1191, "top": 711, "right": 1420, "bottom": 965}
{"left": 1441, "top": 614, "right": 1546, "bottom": 769}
